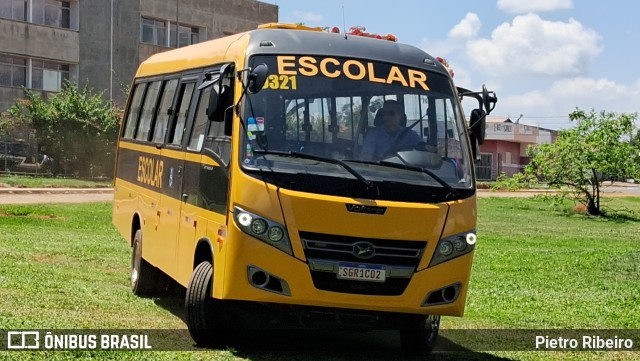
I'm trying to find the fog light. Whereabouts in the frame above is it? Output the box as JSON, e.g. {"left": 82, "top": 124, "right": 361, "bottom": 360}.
{"left": 237, "top": 212, "right": 252, "bottom": 227}
{"left": 250, "top": 219, "right": 267, "bottom": 234}
{"left": 267, "top": 226, "right": 284, "bottom": 242}
{"left": 439, "top": 241, "right": 453, "bottom": 256}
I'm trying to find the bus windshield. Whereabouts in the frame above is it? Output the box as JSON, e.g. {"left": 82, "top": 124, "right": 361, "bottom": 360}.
{"left": 240, "top": 54, "right": 473, "bottom": 201}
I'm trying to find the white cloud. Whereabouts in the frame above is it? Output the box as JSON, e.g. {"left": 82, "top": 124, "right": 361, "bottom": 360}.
{"left": 497, "top": 0, "right": 573, "bottom": 14}
{"left": 449, "top": 13, "right": 481, "bottom": 39}
{"left": 292, "top": 10, "right": 323, "bottom": 24}
{"left": 466, "top": 14, "right": 601, "bottom": 77}
{"left": 419, "top": 37, "right": 459, "bottom": 58}
{"left": 497, "top": 77, "right": 640, "bottom": 128}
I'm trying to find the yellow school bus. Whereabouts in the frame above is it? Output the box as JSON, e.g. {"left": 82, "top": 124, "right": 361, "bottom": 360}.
{"left": 112, "top": 23, "right": 497, "bottom": 353}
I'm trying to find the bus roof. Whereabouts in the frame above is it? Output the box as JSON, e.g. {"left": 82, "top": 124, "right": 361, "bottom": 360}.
{"left": 135, "top": 25, "right": 449, "bottom": 79}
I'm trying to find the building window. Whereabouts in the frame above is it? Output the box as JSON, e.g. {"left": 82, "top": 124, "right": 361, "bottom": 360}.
{"left": 32, "top": 0, "right": 71, "bottom": 29}
{"left": 0, "top": 0, "right": 27, "bottom": 21}
{"left": 141, "top": 17, "right": 203, "bottom": 48}
{"left": 0, "top": 55, "right": 27, "bottom": 87}
{"left": 141, "top": 17, "right": 167, "bottom": 46}
{"left": 1, "top": 0, "right": 76, "bottom": 29}
{"left": 32, "top": 60, "right": 70, "bottom": 91}
{"left": 170, "top": 24, "right": 200, "bottom": 48}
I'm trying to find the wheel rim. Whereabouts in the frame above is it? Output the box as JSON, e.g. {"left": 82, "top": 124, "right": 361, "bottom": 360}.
{"left": 425, "top": 315, "right": 440, "bottom": 343}
{"left": 131, "top": 240, "right": 140, "bottom": 288}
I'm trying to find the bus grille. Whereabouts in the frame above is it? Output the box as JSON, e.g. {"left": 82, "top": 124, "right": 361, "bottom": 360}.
{"left": 300, "top": 231, "right": 427, "bottom": 296}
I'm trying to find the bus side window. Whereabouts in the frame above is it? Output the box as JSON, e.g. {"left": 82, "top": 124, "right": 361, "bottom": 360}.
{"left": 169, "top": 82, "right": 196, "bottom": 146}
{"left": 204, "top": 121, "right": 231, "bottom": 165}
{"left": 135, "top": 80, "right": 162, "bottom": 141}
{"left": 204, "top": 77, "right": 234, "bottom": 165}
{"left": 122, "top": 83, "right": 147, "bottom": 139}
{"left": 152, "top": 78, "right": 179, "bottom": 144}
{"left": 187, "top": 86, "right": 211, "bottom": 151}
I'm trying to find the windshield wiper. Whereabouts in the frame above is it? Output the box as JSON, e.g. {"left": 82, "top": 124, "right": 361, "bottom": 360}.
{"left": 343, "top": 158, "right": 459, "bottom": 199}
{"left": 253, "top": 149, "right": 376, "bottom": 192}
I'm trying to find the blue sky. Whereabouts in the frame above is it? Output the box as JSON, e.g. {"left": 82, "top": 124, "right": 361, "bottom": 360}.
{"left": 263, "top": 0, "right": 640, "bottom": 129}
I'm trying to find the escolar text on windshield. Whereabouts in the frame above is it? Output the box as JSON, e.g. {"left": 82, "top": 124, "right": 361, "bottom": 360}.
{"left": 276, "top": 55, "right": 429, "bottom": 90}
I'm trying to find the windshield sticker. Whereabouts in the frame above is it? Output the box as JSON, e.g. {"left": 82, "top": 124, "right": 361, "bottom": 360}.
{"left": 256, "top": 117, "right": 265, "bottom": 131}
{"left": 247, "top": 117, "right": 257, "bottom": 132}
{"left": 276, "top": 55, "right": 429, "bottom": 91}
{"left": 244, "top": 144, "right": 253, "bottom": 164}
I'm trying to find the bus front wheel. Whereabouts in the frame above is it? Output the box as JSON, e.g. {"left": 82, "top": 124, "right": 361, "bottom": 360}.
{"left": 131, "top": 229, "right": 159, "bottom": 296}
{"left": 186, "top": 261, "right": 226, "bottom": 347}
{"left": 399, "top": 314, "right": 440, "bottom": 354}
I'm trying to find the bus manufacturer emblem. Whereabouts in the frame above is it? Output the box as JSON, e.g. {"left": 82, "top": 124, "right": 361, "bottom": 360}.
{"left": 345, "top": 204, "right": 386, "bottom": 215}
{"left": 352, "top": 241, "right": 376, "bottom": 259}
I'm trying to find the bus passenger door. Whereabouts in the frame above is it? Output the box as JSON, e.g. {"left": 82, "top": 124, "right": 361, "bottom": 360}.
{"left": 175, "top": 80, "right": 232, "bottom": 286}
{"left": 156, "top": 77, "right": 197, "bottom": 279}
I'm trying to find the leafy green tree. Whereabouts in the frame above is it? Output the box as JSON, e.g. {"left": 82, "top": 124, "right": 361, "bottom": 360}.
{"left": 8, "top": 82, "right": 122, "bottom": 177}
{"left": 0, "top": 111, "right": 32, "bottom": 140}
{"left": 526, "top": 109, "right": 639, "bottom": 216}
{"left": 631, "top": 128, "right": 640, "bottom": 151}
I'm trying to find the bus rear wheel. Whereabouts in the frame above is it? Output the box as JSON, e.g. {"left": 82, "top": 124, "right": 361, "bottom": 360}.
{"left": 399, "top": 314, "right": 440, "bottom": 354}
{"left": 186, "top": 261, "right": 226, "bottom": 347}
{"left": 131, "top": 229, "right": 159, "bottom": 296}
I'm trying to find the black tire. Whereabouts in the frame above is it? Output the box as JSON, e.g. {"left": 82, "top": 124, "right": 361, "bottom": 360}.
{"left": 130, "top": 229, "right": 159, "bottom": 296}
{"left": 185, "top": 261, "right": 224, "bottom": 347}
{"left": 399, "top": 314, "right": 440, "bottom": 354}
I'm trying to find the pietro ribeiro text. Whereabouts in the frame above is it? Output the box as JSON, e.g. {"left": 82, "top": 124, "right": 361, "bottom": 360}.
{"left": 535, "top": 335, "right": 634, "bottom": 350}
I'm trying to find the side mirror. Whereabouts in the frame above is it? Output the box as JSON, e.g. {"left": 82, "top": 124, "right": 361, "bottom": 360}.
{"left": 208, "top": 85, "right": 232, "bottom": 122}
{"left": 204, "top": 63, "right": 235, "bottom": 121}
{"left": 247, "top": 64, "right": 268, "bottom": 93}
{"left": 469, "top": 108, "right": 486, "bottom": 145}
{"left": 482, "top": 84, "right": 497, "bottom": 115}
{"left": 206, "top": 87, "right": 219, "bottom": 121}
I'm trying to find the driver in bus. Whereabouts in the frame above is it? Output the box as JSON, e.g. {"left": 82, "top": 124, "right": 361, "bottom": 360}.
{"left": 360, "top": 100, "right": 422, "bottom": 161}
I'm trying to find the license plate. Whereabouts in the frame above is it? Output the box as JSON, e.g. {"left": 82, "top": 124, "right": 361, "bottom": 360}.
{"left": 337, "top": 263, "right": 386, "bottom": 282}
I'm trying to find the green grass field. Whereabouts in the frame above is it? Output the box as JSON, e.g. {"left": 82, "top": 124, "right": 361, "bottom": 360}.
{"left": 0, "top": 197, "right": 638, "bottom": 360}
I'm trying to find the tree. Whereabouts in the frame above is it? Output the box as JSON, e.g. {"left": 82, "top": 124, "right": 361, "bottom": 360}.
{"left": 631, "top": 128, "right": 640, "bottom": 151}
{"left": 0, "top": 111, "right": 33, "bottom": 140}
{"left": 526, "top": 108, "right": 640, "bottom": 216}
{"left": 8, "top": 82, "right": 122, "bottom": 177}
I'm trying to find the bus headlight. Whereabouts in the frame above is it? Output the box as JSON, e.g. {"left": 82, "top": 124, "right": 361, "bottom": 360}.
{"left": 237, "top": 212, "right": 253, "bottom": 227}
{"left": 267, "top": 226, "right": 284, "bottom": 242}
{"left": 438, "top": 241, "right": 454, "bottom": 256}
{"left": 453, "top": 238, "right": 467, "bottom": 252}
{"left": 234, "top": 206, "right": 292, "bottom": 255}
{"left": 250, "top": 219, "right": 267, "bottom": 234}
{"left": 429, "top": 230, "right": 476, "bottom": 267}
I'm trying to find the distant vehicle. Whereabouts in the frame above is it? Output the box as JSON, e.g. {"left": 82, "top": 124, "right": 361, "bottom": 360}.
{"left": 0, "top": 140, "right": 52, "bottom": 174}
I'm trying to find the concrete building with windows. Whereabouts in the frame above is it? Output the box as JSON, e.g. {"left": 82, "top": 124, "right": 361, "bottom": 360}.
{"left": 0, "top": 0, "right": 278, "bottom": 111}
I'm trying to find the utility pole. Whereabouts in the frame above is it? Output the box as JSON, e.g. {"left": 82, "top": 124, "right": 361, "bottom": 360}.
{"left": 109, "top": 0, "right": 114, "bottom": 102}
{"left": 176, "top": 0, "right": 180, "bottom": 48}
